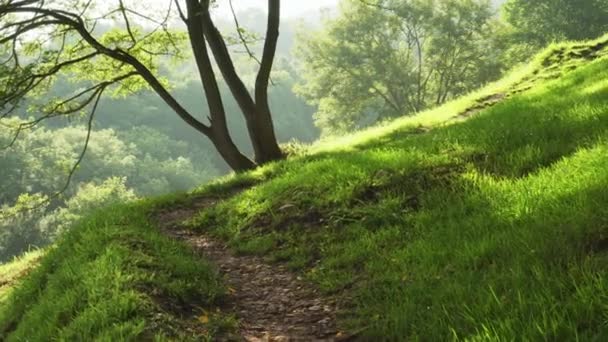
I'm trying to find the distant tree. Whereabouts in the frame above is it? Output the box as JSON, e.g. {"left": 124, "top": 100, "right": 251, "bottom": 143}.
{"left": 295, "top": 0, "right": 504, "bottom": 135}
{"left": 0, "top": 0, "right": 285, "bottom": 172}
{"left": 0, "top": 177, "right": 137, "bottom": 262}
{"left": 503, "top": 0, "right": 608, "bottom": 46}
{"left": 0, "top": 119, "right": 215, "bottom": 260}
{"left": 0, "top": 120, "right": 216, "bottom": 201}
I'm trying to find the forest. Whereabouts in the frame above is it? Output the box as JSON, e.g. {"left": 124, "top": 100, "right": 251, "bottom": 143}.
{"left": 1, "top": 0, "right": 608, "bottom": 340}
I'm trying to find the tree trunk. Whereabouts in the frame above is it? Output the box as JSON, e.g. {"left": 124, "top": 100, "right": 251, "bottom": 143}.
{"left": 200, "top": 0, "right": 283, "bottom": 165}
{"left": 186, "top": 0, "right": 256, "bottom": 172}
{"left": 209, "top": 125, "right": 257, "bottom": 171}
{"left": 198, "top": 9, "right": 263, "bottom": 161}
{"left": 252, "top": 0, "right": 284, "bottom": 164}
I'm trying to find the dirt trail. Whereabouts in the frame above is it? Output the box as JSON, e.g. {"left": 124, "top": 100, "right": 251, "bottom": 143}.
{"left": 450, "top": 93, "right": 506, "bottom": 122}
{"left": 155, "top": 197, "right": 347, "bottom": 341}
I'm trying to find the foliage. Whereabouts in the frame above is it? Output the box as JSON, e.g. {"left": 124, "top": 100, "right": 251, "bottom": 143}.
{"left": 0, "top": 121, "right": 217, "bottom": 261}
{"left": 0, "top": 177, "right": 137, "bottom": 262}
{"left": 0, "top": 0, "right": 287, "bottom": 171}
{"left": 38, "top": 177, "right": 137, "bottom": 239}
{"left": 295, "top": 0, "right": 505, "bottom": 135}
{"left": 503, "top": 0, "right": 608, "bottom": 46}
{"left": 0, "top": 194, "right": 49, "bottom": 263}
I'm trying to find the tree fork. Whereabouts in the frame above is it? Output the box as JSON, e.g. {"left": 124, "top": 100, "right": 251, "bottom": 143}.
{"left": 199, "top": 0, "right": 283, "bottom": 165}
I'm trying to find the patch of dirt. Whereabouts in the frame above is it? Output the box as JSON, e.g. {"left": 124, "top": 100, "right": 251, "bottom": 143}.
{"left": 354, "top": 165, "right": 464, "bottom": 208}
{"left": 249, "top": 205, "right": 327, "bottom": 235}
{"left": 543, "top": 39, "right": 608, "bottom": 69}
{"left": 154, "top": 196, "right": 350, "bottom": 341}
{"left": 448, "top": 37, "right": 608, "bottom": 125}
{"left": 0, "top": 256, "right": 43, "bottom": 292}
{"left": 585, "top": 232, "right": 608, "bottom": 255}
{"left": 450, "top": 93, "right": 506, "bottom": 123}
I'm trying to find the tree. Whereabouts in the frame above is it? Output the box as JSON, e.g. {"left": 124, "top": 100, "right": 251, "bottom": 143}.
{"left": 0, "top": 177, "right": 137, "bottom": 262}
{"left": 0, "top": 0, "right": 284, "bottom": 172}
{"left": 295, "top": 0, "right": 504, "bottom": 135}
{"left": 0, "top": 118, "right": 217, "bottom": 260}
{"left": 503, "top": 0, "right": 608, "bottom": 46}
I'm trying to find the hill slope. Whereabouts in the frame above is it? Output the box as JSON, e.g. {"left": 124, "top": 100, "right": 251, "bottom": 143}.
{"left": 1, "top": 35, "right": 608, "bottom": 340}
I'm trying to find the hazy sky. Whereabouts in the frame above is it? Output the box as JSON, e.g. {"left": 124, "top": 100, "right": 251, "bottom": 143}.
{"left": 212, "top": 0, "right": 340, "bottom": 19}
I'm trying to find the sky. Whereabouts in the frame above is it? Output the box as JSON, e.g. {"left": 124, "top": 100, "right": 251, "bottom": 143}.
{"left": 212, "top": 0, "right": 340, "bottom": 19}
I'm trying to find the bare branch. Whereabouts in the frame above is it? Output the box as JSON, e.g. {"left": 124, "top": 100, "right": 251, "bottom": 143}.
{"left": 55, "top": 84, "right": 103, "bottom": 198}
{"left": 0, "top": 14, "right": 46, "bottom": 31}
{"left": 1, "top": 71, "right": 138, "bottom": 152}
{"left": 228, "top": 0, "right": 260, "bottom": 64}
{"left": 174, "top": 0, "right": 187, "bottom": 22}
{"left": 227, "top": 0, "right": 275, "bottom": 86}
{"left": 0, "top": 124, "right": 23, "bottom": 149}
{"left": 78, "top": 0, "right": 94, "bottom": 16}
{"left": 0, "top": 85, "right": 104, "bottom": 217}
{"left": 0, "top": 19, "right": 64, "bottom": 45}
{"left": 0, "top": 51, "right": 100, "bottom": 116}
{"left": 118, "top": 0, "right": 137, "bottom": 48}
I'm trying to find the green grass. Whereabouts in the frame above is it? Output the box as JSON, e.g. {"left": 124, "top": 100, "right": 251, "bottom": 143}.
{"left": 0, "top": 199, "right": 232, "bottom": 341}
{"left": 188, "top": 36, "right": 608, "bottom": 339}
{"left": 0, "top": 249, "right": 44, "bottom": 305}
{"left": 3, "top": 35, "right": 608, "bottom": 340}
{"left": 308, "top": 34, "right": 608, "bottom": 155}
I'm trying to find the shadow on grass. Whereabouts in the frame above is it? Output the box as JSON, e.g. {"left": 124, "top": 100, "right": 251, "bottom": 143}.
{"left": 331, "top": 57, "right": 608, "bottom": 180}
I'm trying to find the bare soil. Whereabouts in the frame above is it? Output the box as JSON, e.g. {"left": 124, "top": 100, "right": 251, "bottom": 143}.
{"left": 154, "top": 196, "right": 350, "bottom": 341}
{"left": 450, "top": 93, "right": 506, "bottom": 122}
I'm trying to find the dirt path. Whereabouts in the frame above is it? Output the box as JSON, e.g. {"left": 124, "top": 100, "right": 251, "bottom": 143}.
{"left": 449, "top": 93, "right": 506, "bottom": 122}
{"left": 155, "top": 197, "right": 346, "bottom": 341}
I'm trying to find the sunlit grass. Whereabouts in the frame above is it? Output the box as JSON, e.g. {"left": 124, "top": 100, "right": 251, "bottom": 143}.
{"left": 188, "top": 44, "right": 608, "bottom": 339}
{"left": 0, "top": 249, "right": 44, "bottom": 305}
{"left": 0, "top": 200, "right": 229, "bottom": 341}
{"left": 307, "top": 33, "right": 608, "bottom": 155}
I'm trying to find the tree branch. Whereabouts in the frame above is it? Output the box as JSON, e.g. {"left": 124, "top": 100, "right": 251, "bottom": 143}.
{"left": 174, "top": 0, "right": 187, "bottom": 23}
{"left": 197, "top": 1, "right": 258, "bottom": 121}
{"left": 1, "top": 72, "right": 138, "bottom": 151}
{"left": 228, "top": 0, "right": 259, "bottom": 64}
{"left": 1, "top": 2, "right": 212, "bottom": 136}
{"left": 118, "top": 0, "right": 137, "bottom": 48}
{"left": 0, "top": 84, "right": 104, "bottom": 217}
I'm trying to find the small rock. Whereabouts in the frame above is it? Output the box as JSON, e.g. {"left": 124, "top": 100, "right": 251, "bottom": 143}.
{"left": 317, "top": 317, "right": 331, "bottom": 325}
{"left": 278, "top": 203, "right": 296, "bottom": 211}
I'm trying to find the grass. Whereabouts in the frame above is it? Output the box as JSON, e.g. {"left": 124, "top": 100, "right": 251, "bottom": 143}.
{"left": 0, "top": 199, "right": 234, "bottom": 341}
{"left": 187, "top": 35, "right": 608, "bottom": 339}
{"left": 0, "top": 249, "right": 44, "bottom": 305}
{"left": 2, "top": 34, "right": 608, "bottom": 340}
{"left": 308, "top": 34, "right": 608, "bottom": 155}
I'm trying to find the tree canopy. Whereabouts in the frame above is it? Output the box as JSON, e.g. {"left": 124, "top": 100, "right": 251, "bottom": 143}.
{"left": 503, "top": 0, "right": 608, "bottom": 46}
{"left": 295, "top": 0, "right": 505, "bottom": 135}
{"left": 0, "top": 0, "right": 285, "bottom": 172}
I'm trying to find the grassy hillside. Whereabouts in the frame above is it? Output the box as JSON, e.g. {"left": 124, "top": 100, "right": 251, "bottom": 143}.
{"left": 0, "top": 250, "right": 44, "bottom": 305}
{"left": 0, "top": 202, "right": 232, "bottom": 340}
{"left": 1, "top": 35, "right": 608, "bottom": 340}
